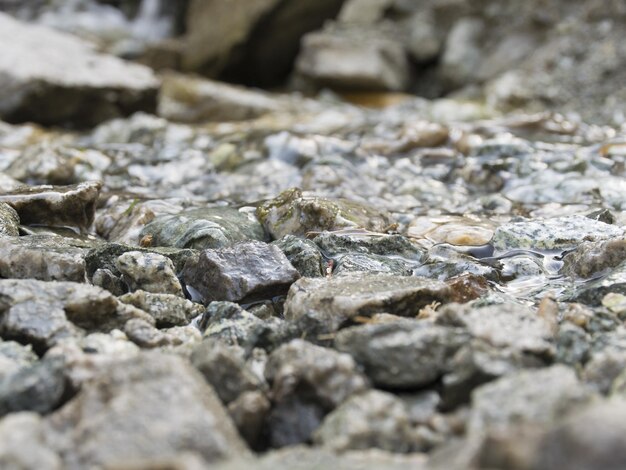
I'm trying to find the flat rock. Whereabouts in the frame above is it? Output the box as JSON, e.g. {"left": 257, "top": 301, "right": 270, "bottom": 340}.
{"left": 257, "top": 188, "right": 393, "bottom": 239}
{"left": 0, "top": 13, "right": 158, "bottom": 127}
{"left": 313, "top": 389, "right": 414, "bottom": 452}
{"left": 284, "top": 273, "right": 451, "bottom": 335}
{"left": 140, "top": 206, "right": 266, "bottom": 250}
{"left": 116, "top": 251, "right": 184, "bottom": 297}
{"left": 491, "top": 215, "right": 624, "bottom": 252}
{"left": 118, "top": 290, "right": 203, "bottom": 327}
{"left": 0, "top": 181, "right": 102, "bottom": 232}
{"left": 0, "top": 203, "right": 19, "bottom": 236}
{"left": 182, "top": 241, "right": 300, "bottom": 304}
{"left": 46, "top": 352, "right": 250, "bottom": 468}
{"left": 0, "top": 235, "right": 92, "bottom": 282}
{"left": 334, "top": 321, "right": 468, "bottom": 389}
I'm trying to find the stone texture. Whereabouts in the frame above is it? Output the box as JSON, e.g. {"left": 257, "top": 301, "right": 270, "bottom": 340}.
{"left": 118, "top": 290, "right": 203, "bottom": 327}
{"left": 116, "top": 251, "right": 184, "bottom": 297}
{"left": 562, "top": 237, "right": 626, "bottom": 278}
{"left": 0, "top": 203, "right": 19, "bottom": 236}
{"left": 0, "top": 412, "right": 62, "bottom": 470}
{"left": 272, "top": 235, "right": 324, "bottom": 278}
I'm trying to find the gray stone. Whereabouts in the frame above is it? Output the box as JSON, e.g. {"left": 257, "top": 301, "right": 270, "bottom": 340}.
{"left": 123, "top": 318, "right": 174, "bottom": 349}
{"left": 118, "top": 290, "right": 203, "bottom": 327}
{"left": 284, "top": 273, "right": 451, "bottom": 336}
{"left": 0, "top": 412, "right": 62, "bottom": 470}
{"left": 0, "top": 340, "right": 37, "bottom": 380}
{"left": 140, "top": 206, "right": 266, "bottom": 250}
{"left": 182, "top": 241, "right": 300, "bottom": 304}
{"left": 582, "top": 349, "right": 626, "bottom": 394}
{"left": 313, "top": 231, "right": 425, "bottom": 260}
{"left": 0, "top": 181, "right": 102, "bottom": 232}
{"left": 333, "top": 253, "right": 414, "bottom": 276}
{"left": 0, "top": 13, "right": 158, "bottom": 127}
{"left": 492, "top": 215, "right": 624, "bottom": 252}
{"left": 191, "top": 339, "right": 267, "bottom": 404}
{"left": 272, "top": 235, "right": 323, "bottom": 278}
{"left": 116, "top": 251, "right": 184, "bottom": 297}
{"left": 0, "top": 203, "right": 19, "bottom": 236}
{"left": 313, "top": 390, "right": 414, "bottom": 452}
{"left": 227, "top": 390, "right": 271, "bottom": 451}
{"left": 47, "top": 352, "right": 250, "bottom": 468}
{"left": 334, "top": 321, "right": 467, "bottom": 389}
{"left": 562, "top": 237, "right": 626, "bottom": 278}
{"left": 566, "top": 261, "right": 626, "bottom": 306}
{"left": 265, "top": 339, "right": 369, "bottom": 447}
{"left": 257, "top": 188, "right": 393, "bottom": 239}
{"left": 0, "top": 235, "right": 91, "bottom": 282}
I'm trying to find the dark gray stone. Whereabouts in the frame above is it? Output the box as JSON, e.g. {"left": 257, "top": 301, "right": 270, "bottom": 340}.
{"left": 118, "top": 290, "right": 203, "bottom": 327}
{"left": 272, "top": 235, "right": 323, "bottom": 278}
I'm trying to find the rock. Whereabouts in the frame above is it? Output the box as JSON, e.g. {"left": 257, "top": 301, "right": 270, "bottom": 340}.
{"left": 140, "top": 207, "right": 266, "bottom": 250}
{"left": 0, "top": 235, "right": 91, "bottom": 282}
{"left": 582, "top": 349, "right": 626, "bottom": 394}
{"left": 0, "top": 181, "right": 102, "bottom": 232}
{"left": 264, "top": 339, "right": 369, "bottom": 447}
{"left": 0, "top": 203, "right": 19, "bottom": 236}
{"left": 47, "top": 352, "right": 250, "bottom": 468}
{"left": 562, "top": 237, "right": 626, "bottom": 278}
{"left": 440, "top": 18, "right": 484, "bottom": 89}
{"left": 118, "top": 290, "right": 203, "bottom": 327}
{"left": 257, "top": 188, "right": 393, "bottom": 239}
{"left": 491, "top": 215, "right": 624, "bottom": 252}
{"left": 284, "top": 273, "right": 451, "bottom": 336}
{"left": 116, "top": 251, "right": 184, "bottom": 297}
{"left": 468, "top": 365, "right": 593, "bottom": 434}
{"left": 295, "top": 26, "right": 410, "bottom": 91}
{"left": 123, "top": 318, "right": 174, "bottom": 349}
{"left": 0, "top": 357, "right": 66, "bottom": 415}
{"left": 399, "top": 390, "right": 441, "bottom": 426}
{"left": 313, "top": 390, "right": 414, "bottom": 452}
{"left": 0, "top": 412, "right": 62, "bottom": 470}
{"left": 272, "top": 235, "right": 323, "bottom": 278}
{"left": 0, "top": 13, "right": 158, "bottom": 127}
{"left": 407, "top": 215, "right": 495, "bottom": 246}
{"left": 313, "top": 231, "right": 425, "bottom": 260}
{"left": 0, "top": 340, "right": 37, "bottom": 380}
{"left": 566, "top": 261, "right": 626, "bottom": 306}
{"left": 190, "top": 339, "right": 267, "bottom": 404}
{"left": 555, "top": 322, "right": 591, "bottom": 366}
{"left": 227, "top": 390, "right": 271, "bottom": 451}
{"left": 182, "top": 241, "right": 300, "bottom": 304}
{"left": 158, "top": 73, "right": 285, "bottom": 123}
{"left": 334, "top": 321, "right": 467, "bottom": 389}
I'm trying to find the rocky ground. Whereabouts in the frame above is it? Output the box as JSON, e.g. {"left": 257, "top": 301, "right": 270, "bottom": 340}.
{"left": 1, "top": 1, "right": 626, "bottom": 469}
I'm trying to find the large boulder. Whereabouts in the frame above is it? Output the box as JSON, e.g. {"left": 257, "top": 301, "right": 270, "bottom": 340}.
{"left": 0, "top": 13, "right": 159, "bottom": 127}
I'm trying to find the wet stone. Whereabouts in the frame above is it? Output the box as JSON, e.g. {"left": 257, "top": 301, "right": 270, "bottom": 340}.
{"left": 0, "top": 235, "right": 92, "bottom": 283}
{"left": 0, "top": 181, "right": 102, "bottom": 232}
{"left": 182, "top": 240, "right": 300, "bottom": 304}
{"left": 491, "top": 215, "right": 624, "bottom": 252}
{"left": 140, "top": 207, "right": 266, "bottom": 250}
{"left": 313, "top": 390, "right": 414, "bottom": 453}
{"left": 334, "top": 321, "right": 468, "bottom": 389}
{"left": 116, "top": 251, "right": 184, "bottom": 297}
{"left": 313, "top": 231, "right": 425, "bottom": 261}
{"left": 264, "top": 339, "right": 370, "bottom": 447}
{"left": 561, "top": 237, "right": 626, "bottom": 278}
{"left": 272, "top": 235, "right": 323, "bottom": 278}
{"left": 257, "top": 188, "right": 393, "bottom": 239}
{"left": 0, "top": 203, "right": 19, "bottom": 236}
{"left": 565, "top": 261, "right": 626, "bottom": 306}
{"left": 284, "top": 273, "right": 451, "bottom": 336}
{"left": 118, "top": 290, "right": 203, "bottom": 327}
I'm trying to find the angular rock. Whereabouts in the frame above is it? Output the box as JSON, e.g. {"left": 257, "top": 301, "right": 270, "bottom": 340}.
{"left": 313, "top": 231, "right": 425, "bottom": 261}
{"left": 116, "top": 251, "right": 184, "bottom": 297}
{"left": 492, "top": 215, "right": 624, "bottom": 252}
{"left": 333, "top": 253, "right": 414, "bottom": 276}
{"left": 562, "top": 237, "right": 626, "bottom": 278}
{"left": 118, "top": 290, "right": 203, "bottom": 327}
{"left": 257, "top": 188, "right": 393, "bottom": 239}
{"left": 272, "top": 235, "right": 323, "bottom": 278}
{"left": 566, "top": 261, "right": 626, "bottom": 306}
{"left": 284, "top": 273, "right": 451, "bottom": 335}
{"left": 0, "top": 412, "right": 62, "bottom": 470}
{"left": 182, "top": 241, "right": 300, "bottom": 304}
{"left": 0, "top": 235, "right": 91, "bottom": 282}
{"left": 123, "top": 318, "right": 175, "bottom": 349}
{"left": 140, "top": 206, "right": 266, "bottom": 250}
{"left": 265, "top": 339, "right": 369, "bottom": 447}
{"left": 0, "top": 13, "right": 158, "bottom": 127}
{"left": 313, "top": 390, "right": 414, "bottom": 452}
{"left": 47, "top": 352, "right": 250, "bottom": 468}
{"left": 0, "top": 203, "right": 19, "bottom": 236}
{"left": 0, "top": 181, "right": 102, "bottom": 232}
{"left": 334, "top": 321, "right": 468, "bottom": 389}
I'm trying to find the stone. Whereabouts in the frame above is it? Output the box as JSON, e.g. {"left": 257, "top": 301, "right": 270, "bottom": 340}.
{"left": 295, "top": 27, "right": 410, "bottom": 91}
{"left": 313, "top": 390, "right": 414, "bottom": 452}
{"left": 272, "top": 235, "right": 323, "bottom": 278}
{"left": 227, "top": 390, "right": 271, "bottom": 451}
{"left": 491, "top": 215, "right": 624, "bottom": 252}
{"left": 118, "top": 290, "right": 203, "bottom": 327}
{"left": 0, "top": 235, "right": 91, "bottom": 282}
{"left": 334, "top": 321, "right": 468, "bottom": 389}
{"left": 582, "top": 349, "right": 626, "bottom": 394}
{"left": 116, "top": 251, "right": 184, "bottom": 297}
{"left": 47, "top": 352, "right": 250, "bottom": 468}
{"left": 0, "top": 340, "right": 37, "bottom": 380}
{"left": 256, "top": 188, "right": 393, "bottom": 240}
{"left": 0, "top": 203, "right": 19, "bottom": 236}
{"left": 566, "top": 261, "right": 626, "bottom": 306}
{"left": 182, "top": 241, "right": 300, "bottom": 304}
{"left": 140, "top": 206, "right": 266, "bottom": 250}
{"left": 123, "top": 318, "right": 174, "bottom": 349}
{"left": 0, "top": 13, "right": 158, "bottom": 127}
{"left": 0, "top": 181, "right": 102, "bottom": 232}
{"left": 0, "top": 412, "right": 62, "bottom": 470}
{"left": 284, "top": 273, "right": 451, "bottom": 336}
{"left": 313, "top": 231, "right": 425, "bottom": 260}
{"left": 190, "top": 339, "right": 267, "bottom": 404}
{"left": 562, "top": 237, "right": 626, "bottom": 278}
{"left": 264, "top": 339, "right": 369, "bottom": 447}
